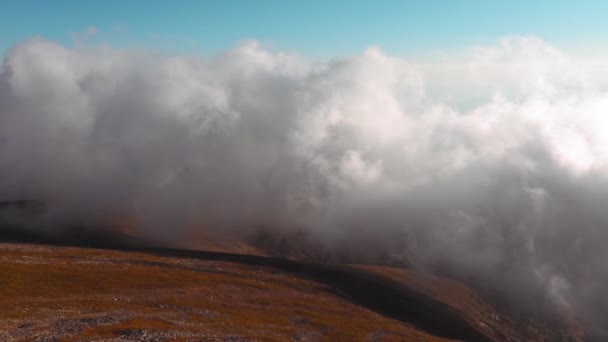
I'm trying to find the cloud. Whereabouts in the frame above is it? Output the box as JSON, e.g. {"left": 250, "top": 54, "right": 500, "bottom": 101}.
{"left": 2, "top": 36, "right": 608, "bottom": 328}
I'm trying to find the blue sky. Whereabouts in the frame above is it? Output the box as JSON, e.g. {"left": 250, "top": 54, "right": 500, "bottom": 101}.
{"left": 2, "top": 1, "right": 608, "bottom": 57}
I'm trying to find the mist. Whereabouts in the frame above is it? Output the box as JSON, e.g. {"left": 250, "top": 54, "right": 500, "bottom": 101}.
{"left": 2, "top": 36, "right": 608, "bottom": 328}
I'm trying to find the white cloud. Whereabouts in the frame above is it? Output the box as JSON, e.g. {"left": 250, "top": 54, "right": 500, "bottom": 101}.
{"left": 2, "top": 36, "right": 608, "bottom": 321}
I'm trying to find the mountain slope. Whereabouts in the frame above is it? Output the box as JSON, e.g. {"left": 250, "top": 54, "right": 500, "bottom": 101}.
{"left": 0, "top": 239, "right": 582, "bottom": 341}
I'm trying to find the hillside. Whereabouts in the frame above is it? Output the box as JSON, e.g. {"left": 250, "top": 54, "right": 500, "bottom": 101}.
{"left": 0, "top": 237, "right": 583, "bottom": 341}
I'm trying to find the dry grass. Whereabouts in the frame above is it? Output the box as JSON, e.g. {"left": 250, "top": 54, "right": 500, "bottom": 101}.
{"left": 0, "top": 243, "right": 457, "bottom": 341}
{"left": 0, "top": 242, "right": 582, "bottom": 341}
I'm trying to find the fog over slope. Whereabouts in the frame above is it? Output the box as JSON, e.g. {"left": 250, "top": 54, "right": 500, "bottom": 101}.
{"left": 2, "top": 36, "right": 608, "bottom": 327}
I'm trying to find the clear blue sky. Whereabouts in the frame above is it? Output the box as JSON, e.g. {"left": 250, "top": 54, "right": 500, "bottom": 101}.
{"left": 1, "top": 1, "right": 608, "bottom": 57}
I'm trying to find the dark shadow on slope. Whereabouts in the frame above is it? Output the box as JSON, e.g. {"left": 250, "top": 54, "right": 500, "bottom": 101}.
{"left": 142, "top": 248, "right": 492, "bottom": 341}
{"left": 0, "top": 227, "right": 491, "bottom": 341}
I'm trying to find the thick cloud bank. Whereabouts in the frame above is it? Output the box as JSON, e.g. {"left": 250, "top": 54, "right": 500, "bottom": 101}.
{"left": 2, "top": 36, "right": 608, "bottom": 326}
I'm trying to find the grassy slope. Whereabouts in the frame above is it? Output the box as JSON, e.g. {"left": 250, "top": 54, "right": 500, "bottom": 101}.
{"left": 0, "top": 243, "right": 448, "bottom": 341}
{"left": 0, "top": 242, "right": 581, "bottom": 341}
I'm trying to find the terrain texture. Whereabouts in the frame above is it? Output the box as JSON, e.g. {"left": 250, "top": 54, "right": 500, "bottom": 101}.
{"left": 0, "top": 235, "right": 582, "bottom": 341}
